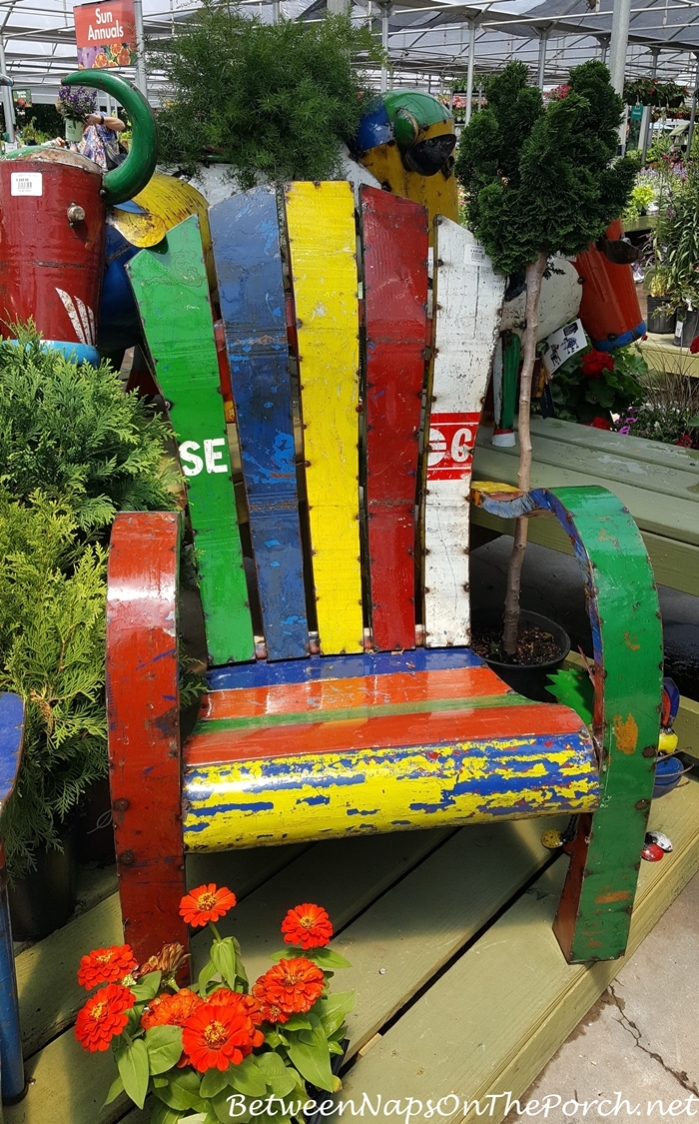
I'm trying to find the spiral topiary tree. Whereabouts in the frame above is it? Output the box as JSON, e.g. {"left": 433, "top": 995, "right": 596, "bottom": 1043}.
{"left": 456, "top": 59, "right": 636, "bottom": 658}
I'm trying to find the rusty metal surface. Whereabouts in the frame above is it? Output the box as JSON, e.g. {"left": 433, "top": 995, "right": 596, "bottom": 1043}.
{"left": 0, "top": 155, "right": 105, "bottom": 348}
{"left": 106, "top": 511, "right": 188, "bottom": 961}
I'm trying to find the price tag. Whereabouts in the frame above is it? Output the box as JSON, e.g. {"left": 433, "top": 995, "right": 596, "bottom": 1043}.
{"left": 10, "top": 172, "right": 43, "bottom": 197}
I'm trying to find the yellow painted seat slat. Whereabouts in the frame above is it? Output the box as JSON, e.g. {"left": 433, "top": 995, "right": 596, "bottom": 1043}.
{"left": 285, "top": 181, "right": 363, "bottom": 654}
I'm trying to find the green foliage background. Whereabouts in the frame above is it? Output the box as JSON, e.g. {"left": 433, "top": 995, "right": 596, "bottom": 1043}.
{"left": 455, "top": 60, "right": 637, "bottom": 275}
{"left": 0, "top": 328, "right": 176, "bottom": 880}
{"left": 149, "top": 3, "right": 383, "bottom": 186}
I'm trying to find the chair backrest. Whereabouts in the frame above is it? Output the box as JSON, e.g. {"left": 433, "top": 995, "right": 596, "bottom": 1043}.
{"left": 127, "top": 183, "right": 504, "bottom": 666}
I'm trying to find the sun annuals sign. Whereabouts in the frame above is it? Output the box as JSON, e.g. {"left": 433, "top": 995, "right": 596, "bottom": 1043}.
{"left": 73, "top": 1, "right": 136, "bottom": 69}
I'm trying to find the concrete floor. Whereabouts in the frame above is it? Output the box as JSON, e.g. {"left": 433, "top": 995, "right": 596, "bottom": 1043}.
{"left": 470, "top": 538, "right": 699, "bottom": 1123}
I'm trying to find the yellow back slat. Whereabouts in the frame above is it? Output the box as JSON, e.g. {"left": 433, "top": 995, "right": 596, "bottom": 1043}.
{"left": 285, "top": 182, "right": 364, "bottom": 655}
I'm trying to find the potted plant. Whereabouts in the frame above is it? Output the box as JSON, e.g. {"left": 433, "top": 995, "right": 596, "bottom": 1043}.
{"left": 645, "top": 264, "right": 676, "bottom": 334}
{"left": 456, "top": 60, "right": 636, "bottom": 666}
{"left": 0, "top": 327, "right": 177, "bottom": 936}
{"left": 653, "top": 161, "right": 699, "bottom": 345}
{"left": 56, "top": 85, "right": 97, "bottom": 143}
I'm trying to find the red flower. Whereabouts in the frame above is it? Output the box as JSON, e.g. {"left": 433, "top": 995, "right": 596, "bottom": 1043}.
{"left": 677, "top": 433, "right": 694, "bottom": 447}
{"left": 581, "top": 349, "right": 614, "bottom": 379}
{"left": 141, "top": 988, "right": 202, "bottom": 1030}
{"left": 179, "top": 884, "right": 237, "bottom": 928}
{"left": 207, "top": 990, "right": 263, "bottom": 1024}
{"left": 590, "top": 416, "right": 612, "bottom": 430}
{"left": 281, "top": 903, "right": 334, "bottom": 950}
{"left": 252, "top": 993, "right": 291, "bottom": 1025}
{"left": 689, "top": 336, "right": 699, "bottom": 354}
{"left": 252, "top": 957, "right": 325, "bottom": 1017}
{"left": 77, "top": 944, "right": 137, "bottom": 990}
{"left": 75, "top": 984, "right": 136, "bottom": 1052}
{"left": 182, "top": 1000, "right": 264, "bottom": 1072}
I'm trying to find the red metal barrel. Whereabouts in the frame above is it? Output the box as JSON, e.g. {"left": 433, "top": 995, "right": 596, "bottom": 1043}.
{"left": 0, "top": 149, "right": 106, "bottom": 351}
{"left": 574, "top": 220, "right": 645, "bottom": 351}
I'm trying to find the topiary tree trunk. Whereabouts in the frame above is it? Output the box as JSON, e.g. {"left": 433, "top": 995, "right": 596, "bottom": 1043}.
{"left": 456, "top": 60, "right": 636, "bottom": 660}
{"left": 502, "top": 250, "right": 547, "bottom": 656}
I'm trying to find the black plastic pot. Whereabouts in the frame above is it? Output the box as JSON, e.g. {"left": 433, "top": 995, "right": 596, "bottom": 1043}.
{"left": 9, "top": 822, "right": 78, "bottom": 941}
{"left": 646, "top": 296, "right": 675, "bottom": 336}
{"left": 76, "top": 778, "right": 116, "bottom": 866}
{"left": 673, "top": 308, "right": 699, "bottom": 348}
{"left": 472, "top": 610, "right": 571, "bottom": 703}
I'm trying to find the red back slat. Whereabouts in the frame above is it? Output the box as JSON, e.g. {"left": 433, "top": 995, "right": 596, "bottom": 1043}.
{"left": 361, "top": 187, "right": 430, "bottom": 651}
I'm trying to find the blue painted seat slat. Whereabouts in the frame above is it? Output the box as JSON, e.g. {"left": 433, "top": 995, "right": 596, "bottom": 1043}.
{"left": 211, "top": 188, "right": 309, "bottom": 661}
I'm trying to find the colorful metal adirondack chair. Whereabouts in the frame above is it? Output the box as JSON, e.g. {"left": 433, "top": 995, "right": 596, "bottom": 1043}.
{"left": 107, "top": 182, "right": 662, "bottom": 972}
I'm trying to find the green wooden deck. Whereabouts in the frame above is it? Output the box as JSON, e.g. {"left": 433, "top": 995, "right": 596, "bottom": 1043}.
{"left": 472, "top": 416, "right": 699, "bottom": 596}
{"left": 7, "top": 698, "right": 699, "bottom": 1124}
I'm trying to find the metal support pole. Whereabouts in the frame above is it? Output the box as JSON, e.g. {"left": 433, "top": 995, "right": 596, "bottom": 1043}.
{"left": 465, "top": 20, "right": 476, "bottom": 125}
{"left": 132, "top": 0, "right": 148, "bottom": 98}
{"left": 537, "top": 30, "right": 549, "bottom": 90}
{"left": 686, "top": 52, "right": 699, "bottom": 158}
{"left": 598, "top": 36, "right": 609, "bottom": 66}
{"left": 641, "top": 47, "right": 660, "bottom": 164}
{"left": 0, "top": 39, "right": 14, "bottom": 144}
{"left": 608, "top": 0, "right": 632, "bottom": 96}
{"left": 379, "top": 3, "right": 391, "bottom": 93}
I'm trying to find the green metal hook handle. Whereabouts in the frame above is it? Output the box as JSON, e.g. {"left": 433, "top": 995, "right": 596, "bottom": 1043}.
{"left": 62, "top": 70, "right": 157, "bottom": 205}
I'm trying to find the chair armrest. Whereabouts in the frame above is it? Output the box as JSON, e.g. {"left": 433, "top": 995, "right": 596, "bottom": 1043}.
{"left": 0, "top": 694, "right": 24, "bottom": 812}
{"left": 106, "top": 510, "right": 187, "bottom": 958}
{"left": 471, "top": 481, "right": 663, "bottom": 962}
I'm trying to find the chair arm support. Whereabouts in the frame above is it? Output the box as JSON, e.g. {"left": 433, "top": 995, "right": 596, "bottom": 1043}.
{"left": 0, "top": 694, "right": 24, "bottom": 810}
{"left": 471, "top": 482, "right": 663, "bottom": 962}
{"left": 0, "top": 694, "right": 26, "bottom": 1101}
{"left": 106, "top": 511, "right": 187, "bottom": 959}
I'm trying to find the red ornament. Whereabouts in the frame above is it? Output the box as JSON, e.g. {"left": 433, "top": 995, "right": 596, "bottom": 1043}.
{"left": 641, "top": 843, "right": 664, "bottom": 862}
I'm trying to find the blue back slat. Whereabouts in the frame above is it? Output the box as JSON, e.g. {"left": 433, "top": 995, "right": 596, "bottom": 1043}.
{"left": 210, "top": 188, "right": 309, "bottom": 660}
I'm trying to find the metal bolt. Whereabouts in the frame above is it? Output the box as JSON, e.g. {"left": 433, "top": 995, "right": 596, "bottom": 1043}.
{"left": 113, "top": 798, "right": 130, "bottom": 813}
{"left": 67, "top": 203, "right": 86, "bottom": 225}
{"left": 119, "top": 849, "right": 135, "bottom": 866}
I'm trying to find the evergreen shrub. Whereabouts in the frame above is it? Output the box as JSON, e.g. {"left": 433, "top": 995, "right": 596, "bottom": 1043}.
{"left": 0, "top": 325, "right": 176, "bottom": 536}
{"left": 149, "top": 3, "right": 383, "bottom": 186}
{"left": 0, "top": 328, "right": 177, "bottom": 880}
{"left": 0, "top": 490, "right": 107, "bottom": 880}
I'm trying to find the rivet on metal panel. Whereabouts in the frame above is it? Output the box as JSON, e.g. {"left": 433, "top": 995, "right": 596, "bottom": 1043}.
{"left": 634, "top": 799, "right": 650, "bottom": 810}
{"left": 120, "top": 850, "right": 136, "bottom": 866}
{"left": 113, "top": 798, "right": 130, "bottom": 813}
{"left": 642, "top": 746, "right": 656, "bottom": 758}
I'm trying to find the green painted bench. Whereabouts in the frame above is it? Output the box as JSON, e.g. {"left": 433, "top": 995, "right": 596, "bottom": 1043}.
{"left": 473, "top": 416, "right": 699, "bottom": 597}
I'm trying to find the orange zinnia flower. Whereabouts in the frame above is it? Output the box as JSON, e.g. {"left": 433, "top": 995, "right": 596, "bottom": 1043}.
{"left": 250, "top": 989, "right": 291, "bottom": 1025}
{"left": 77, "top": 944, "right": 137, "bottom": 990}
{"left": 281, "top": 903, "right": 333, "bottom": 950}
{"left": 74, "top": 984, "right": 136, "bottom": 1052}
{"left": 207, "top": 989, "right": 263, "bottom": 1024}
{"left": 252, "top": 957, "right": 325, "bottom": 1017}
{"left": 179, "top": 884, "right": 237, "bottom": 928}
{"left": 140, "top": 988, "right": 203, "bottom": 1030}
{"left": 182, "top": 1000, "right": 264, "bottom": 1072}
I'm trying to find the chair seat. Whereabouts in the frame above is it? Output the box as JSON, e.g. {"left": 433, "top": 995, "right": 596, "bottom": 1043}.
{"left": 182, "top": 650, "right": 600, "bottom": 851}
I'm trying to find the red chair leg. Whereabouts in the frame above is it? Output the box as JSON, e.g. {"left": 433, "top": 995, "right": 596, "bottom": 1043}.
{"left": 106, "top": 511, "right": 189, "bottom": 963}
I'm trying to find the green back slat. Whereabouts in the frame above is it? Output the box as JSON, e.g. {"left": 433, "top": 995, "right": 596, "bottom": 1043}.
{"left": 127, "top": 215, "right": 255, "bottom": 665}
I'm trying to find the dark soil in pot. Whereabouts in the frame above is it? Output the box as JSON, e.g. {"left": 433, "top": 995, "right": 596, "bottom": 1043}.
{"left": 9, "top": 821, "right": 78, "bottom": 941}
{"left": 471, "top": 609, "right": 571, "bottom": 702}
